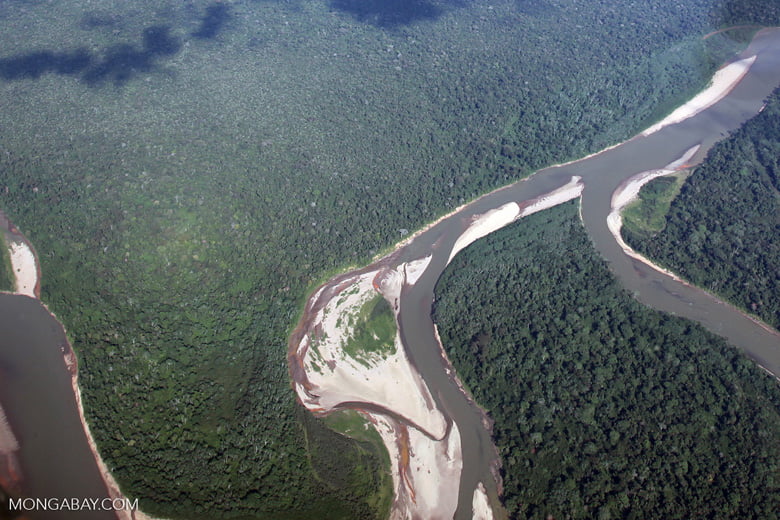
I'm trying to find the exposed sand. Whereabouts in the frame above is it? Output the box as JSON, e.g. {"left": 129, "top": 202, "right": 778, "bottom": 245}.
{"left": 405, "top": 421, "right": 462, "bottom": 519}
{"left": 287, "top": 48, "right": 766, "bottom": 509}
{"left": 369, "top": 413, "right": 462, "bottom": 520}
{"left": 8, "top": 240, "right": 37, "bottom": 297}
{"left": 403, "top": 255, "right": 432, "bottom": 287}
{"left": 292, "top": 252, "right": 466, "bottom": 518}
{"left": 641, "top": 56, "right": 756, "bottom": 136}
{"left": 448, "top": 177, "right": 585, "bottom": 265}
{"left": 471, "top": 482, "right": 493, "bottom": 520}
{"left": 610, "top": 146, "right": 699, "bottom": 211}
{"left": 607, "top": 146, "right": 780, "bottom": 349}
{"left": 606, "top": 146, "right": 699, "bottom": 282}
{"left": 448, "top": 203, "right": 521, "bottom": 264}
{"left": 294, "top": 270, "right": 447, "bottom": 438}
{"left": 519, "top": 176, "right": 584, "bottom": 218}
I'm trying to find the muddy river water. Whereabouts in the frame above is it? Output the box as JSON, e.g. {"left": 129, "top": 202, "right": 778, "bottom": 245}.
{"left": 385, "top": 28, "right": 780, "bottom": 518}
{"left": 2, "top": 27, "right": 780, "bottom": 520}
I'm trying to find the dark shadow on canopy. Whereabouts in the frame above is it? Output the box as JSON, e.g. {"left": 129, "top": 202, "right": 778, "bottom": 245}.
{"left": 83, "top": 25, "right": 181, "bottom": 85}
{"left": 0, "top": 25, "right": 181, "bottom": 86}
{"left": 329, "top": 0, "right": 446, "bottom": 28}
{"left": 0, "top": 49, "right": 93, "bottom": 80}
{"left": 192, "top": 3, "right": 231, "bottom": 40}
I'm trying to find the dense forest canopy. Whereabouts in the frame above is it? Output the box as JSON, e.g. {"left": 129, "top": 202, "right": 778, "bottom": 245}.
{"left": 0, "top": 234, "right": 13, "bottom": 292}
{"left": 433, "top": 202, "right": 780, "bottom": 519}
{"left": 0, "top": 0, "right": 776, "bottom": 517}
{"left": 624, "top": 87, "right": 780, "bottom": 330}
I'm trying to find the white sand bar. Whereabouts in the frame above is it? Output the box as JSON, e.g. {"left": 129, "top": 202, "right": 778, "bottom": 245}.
{"left": 9, "top": 240, "right": 37, "bottom": 297}
{"left": 404, "top": 422, "right": 462, "bottom": 520}
{"left": 610, "top": 146, "right": 699, "bottom": 211}
{"left": 448, "top": 176, "right": 585, "bottom": 265}
{"left": 364, "top": 414, "right": 407, "bottom": 520}
{"left": 520, "top": 176, "right": 584, "bottom": 218}
{"left": 607, "top": 146, "right": 700, "bottom": 281}
{"left": 374, "top": 413, "right": 463, "bottom": 520}
{"left": 448, "top": 202, "right": 521, "bottom": 264}
{"left": 472, "top": 482, "right": 494, "bottom": 520}
{"left": 641, "top": 56, "right": 756, "bottom": 136}
{"left": 296, "top": 271, "right": 447, "bottom": 439}
{"left": 403, "top": 255, "right": 432, "bottom": 286}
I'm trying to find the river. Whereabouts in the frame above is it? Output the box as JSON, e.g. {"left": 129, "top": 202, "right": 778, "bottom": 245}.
{"left": 0, "top": 294, "right": 117, "bottom": 520}
{"left": 1, "top": 26, "right": 778, "bottom": 520}
{"left": 321, "top": 28, "right": 780, "bottom": 518}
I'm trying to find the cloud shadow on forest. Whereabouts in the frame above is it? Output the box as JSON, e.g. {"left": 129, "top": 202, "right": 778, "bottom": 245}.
{"left": 192, "top": 3, "right": 231, "bottom": 40}
{"left": 329, "top": 0, "right": 459, "bottom": 28}
{"left": 0, "top": 25, "right": 181, "bottom": 86}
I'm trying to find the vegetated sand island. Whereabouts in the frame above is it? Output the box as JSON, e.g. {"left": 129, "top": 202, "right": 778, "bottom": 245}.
{"left": 288, "top": 44, "right": 771, "bottom": 519}
{"left": 291, "top": 174, "right": 585, "bottom": 519}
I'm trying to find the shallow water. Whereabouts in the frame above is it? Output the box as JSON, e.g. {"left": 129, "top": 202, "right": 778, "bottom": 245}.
{"left": 392, "top": 28, "right": 780, "bottom": 518}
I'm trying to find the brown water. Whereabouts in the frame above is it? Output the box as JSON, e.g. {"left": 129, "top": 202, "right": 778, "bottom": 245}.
{"left": 0, "top": 294, "right": 116, "bottom": 520}
{"left": 390, "top": 28, "right": 780, "bottom": 518}
{"left": 1, "top": 27, "right": 779, "bottom": 520}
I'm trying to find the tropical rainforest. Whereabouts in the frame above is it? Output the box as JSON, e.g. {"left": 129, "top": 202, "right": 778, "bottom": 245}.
{"left": 624, "top": 87, "right": 780, "bottom": 330}
{"left": 0, "top": 235, "right": 12, "bottom": 292}
{"left": 0, "top": 0, "right": 777, "bottom": 517}
{"left": 433, "top": 201, "right": 780, "bottom": 519}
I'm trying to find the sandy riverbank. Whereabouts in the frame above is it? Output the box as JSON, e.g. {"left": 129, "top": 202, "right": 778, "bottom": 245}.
{"left": 448, "top": 177, "right": 585, "bottom": 265}
{"left": 641, "top": 56, "right": 756, "bottom": 136}
{"left": 291, "top": 259, "right": 463, "bottom": 517}
{"left": 606, "top": 146, "right": 699, "bottom": 282}
{"left": 293, "top": 268, "right": 447, "bottom": 438}
{"left": 0, "top": 214, "right": 161, "bottom": 520}
{"left": 367, "top": 411, "right": 462, "bottom": 520}
{"left": 448, "top": 203, "right": 521, "bottom": 264}
{"left": 519, "top": 176, "right": 584, "bottom": 218}
{"left": 606, "top": 146, "right": 780, "bottom": 355}
{"left": 292, "top": 176, "right": 591, "bottom": 519}
{"left": 8, "top": 240, "right": 37, "bottom": 298}
{"left": 471, "top": 483, "right": 493, "bottom": 520}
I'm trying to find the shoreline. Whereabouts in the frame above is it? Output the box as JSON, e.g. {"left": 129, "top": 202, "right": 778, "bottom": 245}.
{"left": 606, "top": 149, "right": 780, "bottom": 374}
{"left": 0, "top": 211, "right": 41, "bottom": 299}
{"left": 640, "top": 55, "right": 757, "bottom": 137}
{"left": 290, "top": 176, "right": 588, "bottom": 518}
{"left": 290, "top": 257, "right": 464, "bottom": 518}
{"left": 0, "top": 211, "right": 161, "bottom": 520}
{"left": 288, "top": 38, "right": 773, "bottom": 517}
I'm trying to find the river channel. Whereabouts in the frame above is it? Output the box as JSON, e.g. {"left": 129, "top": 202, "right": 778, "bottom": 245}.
{"left": 1, "top": 27, "right": 779, "bottom": 520}
{"left": 0, "top": 294, "right": 116, "bottom": 520}
{"left": 375, "top": 28, "right": 780, "bottom": 518}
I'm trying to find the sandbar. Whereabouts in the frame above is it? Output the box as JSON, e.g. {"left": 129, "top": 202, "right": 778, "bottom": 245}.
{"left": 294, "top": 269, "right": 447, "bottom": 439}
{"left": 8, "top": 240, "right": 37, "bottom": 298}
{"left": 471, "top": 482, "right": 493, "bottom": 520}
{"left": 641, "top": 56, "right": 756, "bottom": 136}
{"left": 606, "top": 146, "right": 699, "bottom": 281}
{"left": 448, "top": 203, "right": 521, "bottom": 264}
